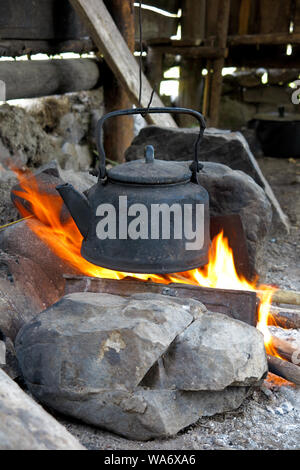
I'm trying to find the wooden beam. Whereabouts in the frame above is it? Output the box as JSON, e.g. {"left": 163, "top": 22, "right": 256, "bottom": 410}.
{"left": 181, "top": 0, "right": 206, "bottom": 42}
{"left": 228, "top": 32, "right": 300, "bottom": 46}
{"left": 148, "top": 44, "right": 225, "bottom": 59}
{"left": 69, "top": 0, "right": 176, "bottom": 128}
{"left": 0, "top": 59, "right": 100, "bottom": 101}
{"left": 209, "top": 0, "right": 231, "bottom": 128}
{"left": 178, "top": 0, "right": 206, "bottom": 126}
{"left": 103, "top": 0, "right": 135, "bottom": 164}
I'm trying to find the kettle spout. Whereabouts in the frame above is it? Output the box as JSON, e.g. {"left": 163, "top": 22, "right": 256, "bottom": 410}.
{"left": 56, "top": 183, "right": 91, "bottom": 239}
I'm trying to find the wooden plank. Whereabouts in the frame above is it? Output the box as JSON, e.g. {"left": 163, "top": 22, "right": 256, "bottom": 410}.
{"left": 0, "top": 39, "right": 95, "bottom": 57}
{"left": 259, "top": 0, "right": 292, "bottom": 34}
{"left": 0, "top": 0, "right": 87, "bottom": 40}
{"left": 181, "top": 0, "right": 206, "bottom": 42}
{"left": 205, "top": 0, "right": 219, "bottom": 38}
{"left": 209, "top": 0, "right": 231, "bottom": 128}
{"left": 69, "top": 0, "right": 176, "bottom": 128}
{"left": 151, "top": 44, "right": 225, "bottom": 59}
{"left": 64, "top": 276, "right": 258, "bottom": 326}
{"left": 103, "top": 0, "right": 135, "bottom": 164}
{"left": 293, "top": 0, "right": 300, "bottom": 33}
{"left": 228, "top": 0, "right": 242, "bottom": 35}
{"left": 0, "top": 59, "right": 100, "bottom": 100}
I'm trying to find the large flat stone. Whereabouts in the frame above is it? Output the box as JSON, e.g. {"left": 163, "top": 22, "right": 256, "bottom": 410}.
{"left": 16, "top": 292, "right": 195, "bottom": 393}
{"left": 16, "top": 292, "right": 265, "bottom": 440}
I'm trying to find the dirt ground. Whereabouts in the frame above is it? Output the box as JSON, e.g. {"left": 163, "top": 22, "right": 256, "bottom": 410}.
{"left": 258, "top": 157, "right": 300, "bottom": 291}
{"left": 56, "top": 156, "right": 300, "bottom": 450}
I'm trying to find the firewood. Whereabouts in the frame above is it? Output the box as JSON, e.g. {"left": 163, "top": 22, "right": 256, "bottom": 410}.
{"left": 268, "top": 333, "right": 300, "bottom": 365}
{"left": 269, "top": 306, "right": 300, "bottom": 330}
{"left": 267, "top": 355, "right": 300, "bottom": 386}
{"left": 258, "top": 289, "right": 300, "bottom": 307}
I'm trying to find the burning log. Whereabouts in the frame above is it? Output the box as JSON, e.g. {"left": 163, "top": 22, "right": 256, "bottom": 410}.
{"left": 269, "top": 306, "right": 300, "bottom": 330}
{"left": 269, "top": 335, "right": 300, "bottom": 365}
{"left": 267, "top": 355, "right": 300, "bottom": 386}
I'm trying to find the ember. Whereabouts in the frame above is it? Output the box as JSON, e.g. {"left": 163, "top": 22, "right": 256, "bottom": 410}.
{"left": 12, "top": 166, "right": 277, "bottom": 353}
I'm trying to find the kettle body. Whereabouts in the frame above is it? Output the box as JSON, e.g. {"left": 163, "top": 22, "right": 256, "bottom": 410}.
{"left": 57, "top": 107, "right": 210, "bottom": 274}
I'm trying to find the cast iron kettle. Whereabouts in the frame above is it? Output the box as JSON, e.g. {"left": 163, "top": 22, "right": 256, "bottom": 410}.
{"left": 57, "top": 107, "right": 210, "bottom": 274}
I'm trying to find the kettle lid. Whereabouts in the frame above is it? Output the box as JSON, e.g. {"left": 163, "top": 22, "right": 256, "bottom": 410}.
{"left": 107, "top": 146, "right": 192, "bottom": 185}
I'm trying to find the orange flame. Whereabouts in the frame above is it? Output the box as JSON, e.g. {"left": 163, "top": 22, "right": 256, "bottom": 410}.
{"left": 12, "top": 167, "right": 278, "bottom": 353}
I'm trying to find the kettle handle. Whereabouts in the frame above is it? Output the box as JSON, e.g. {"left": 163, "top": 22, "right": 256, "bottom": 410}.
{"left": 96, "top": 107, "right": 206, "bottom": 182}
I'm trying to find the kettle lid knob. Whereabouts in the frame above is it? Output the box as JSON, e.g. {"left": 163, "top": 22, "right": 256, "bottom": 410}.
{"left": 145, "top": 145, "right": 155, "bottom": 164}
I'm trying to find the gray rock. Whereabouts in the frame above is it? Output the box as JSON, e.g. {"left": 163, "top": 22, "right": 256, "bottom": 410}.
{"left": 0, "top": 368, "right": 84, "bottom": 450}
{"left": 243, "top": 85, "right": 292, "bottom": 105}
{"left": 143, "top": 311, "right": 267, "bottom": 391}
{"left": 0, "top": 335, "right": 20, "bottom": 380}
{"left": 0, "top": 167, "right": 19, "bottom": 226}
{"left": 59, "top": 167, "right": 97, "bottom": 193}
{"left": 16, "top": 293, "right": 262, "bottom": 440}
{"left": 61, "top": 143, "right": 93, "bottom": 171}
{"left": 58, "top": 113, "right": 86, "bottom": 145}
{"left": 0, "top": 103, "right": 65, "bottom": 167}
{"left": 197, "top": 162, "right": 272, "bottom": 276}
{"left": 125, "top": 125, "right": 265, "bottom": 186}
{"left": 16, "top": 292, "right": 195, "bottom": 393}
{"left": 0, "top": 277, "right": 38, "bottom": 341}
{"left": 0, "top": 340, "right": 5, "bottom": 365}
{"left": 28, "top": 385, "right": 250, "bottom": 441}
{"left": 219, "top": 96, "right": 256, "bottom": 131}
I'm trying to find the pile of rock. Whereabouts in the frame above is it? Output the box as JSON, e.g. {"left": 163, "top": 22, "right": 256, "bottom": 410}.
{"left": 16, "top": 292, "right": 267, "bottom": 440}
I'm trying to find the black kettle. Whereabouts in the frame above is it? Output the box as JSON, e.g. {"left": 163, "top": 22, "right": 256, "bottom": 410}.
{"left": 57, "top": 107, "right": 210, "bottom": 274}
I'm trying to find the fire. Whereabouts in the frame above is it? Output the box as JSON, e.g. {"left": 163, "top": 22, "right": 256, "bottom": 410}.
{"left": 12, "top": 167, "right": 278, "bottom": 354}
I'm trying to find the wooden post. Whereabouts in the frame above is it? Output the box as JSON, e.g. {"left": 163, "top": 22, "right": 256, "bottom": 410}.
{"left": 209, "top": 0, "right": 231, "bottom": 128}
{"left": 178, "top": 0, "right": 206, "bottom": 127}
{"left": 103, "top": 0, "right": 135, "bottom": 163}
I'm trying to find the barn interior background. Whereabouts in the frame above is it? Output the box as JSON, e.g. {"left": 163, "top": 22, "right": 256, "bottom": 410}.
{"left": 0, "top": 0, "right": 299, "bottom": 451}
